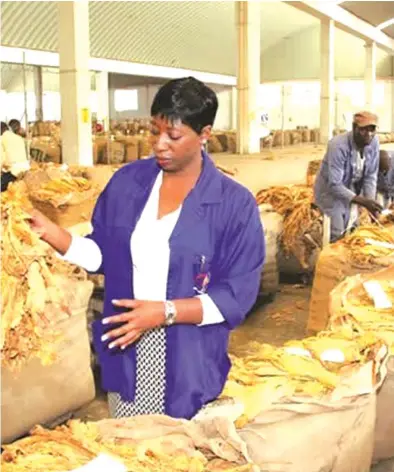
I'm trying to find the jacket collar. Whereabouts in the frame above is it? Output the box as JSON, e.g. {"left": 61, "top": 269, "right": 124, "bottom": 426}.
{"left": 129, "top": 150, "right": 223, "bottom": 205}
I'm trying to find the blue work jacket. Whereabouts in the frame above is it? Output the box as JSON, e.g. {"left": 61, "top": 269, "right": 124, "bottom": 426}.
{"left": 377, "top": 153, "right": 394, "bottom": 199}
{"left": 87, "top": 151, "right": 265, "bottom": 419}
{"left": 314, "top": 131, "right": 379, "bottom": 220}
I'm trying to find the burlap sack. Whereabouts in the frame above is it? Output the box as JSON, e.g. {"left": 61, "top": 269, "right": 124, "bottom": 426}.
{"left": 328, "top": 268, "right": 394, "bottom": 462}
{"left": 238, "top": 394, "right": 376, "bottom": 472}
{"left": 375, "top": 357, "right": 394, "bottom": 462}
{"left": 96, "top": 411, "right": 252, "bottom": 468}
{"left": 83, "top": 165, "right": 119, "bottom": 191}
{"left": 226, "top": 133, "right": 237, "bottom": 153}
{"left": 125, "top": 137, "right": 140, "bottom": 162}
{"left": 302, "top": 129, "right": 311, "bottom": 143}
{"left": 306, "top": 159, "right": 322, "bottom": 187}
{"left": 30, "top": 188, "right": 99, "bottom": 228}
{"left": 290, "top": 131, "right": 301, "bottom": 145}
{"left": 215, "top": 133, "right": 228, "bottom": 152}
{"left": 208, "top": 135, "right": 223, "bottom": 153}
{"left": 140, "top": 136, "right": 152, "bottom": 158}
{"left": 307, "top": 243, "right": 394, "bottom": 334}
{"left": 1, "top": 279, "right": 95, "bottom": 443}
{"left": 259, "top": 206, "right": 283, "bottom": 296}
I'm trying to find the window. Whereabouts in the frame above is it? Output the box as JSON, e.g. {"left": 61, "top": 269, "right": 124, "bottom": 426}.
{"left": 114, "top": 89, "right": 138, "bottom": 112}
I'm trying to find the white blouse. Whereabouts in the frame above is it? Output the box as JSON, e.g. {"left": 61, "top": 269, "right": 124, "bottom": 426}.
{"left": 61, "top": 171, "right": 224, "bottom": 326}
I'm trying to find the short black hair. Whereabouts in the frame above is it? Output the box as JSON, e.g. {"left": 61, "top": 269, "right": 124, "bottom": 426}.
{"left": 8, "top": 119, "right": 21, "bottom": 132}
{"left": 1, "top": 122, "right": 8, "bottom": 135}
{"left": 150, "top": 77, "right": 218, "bottom": 134}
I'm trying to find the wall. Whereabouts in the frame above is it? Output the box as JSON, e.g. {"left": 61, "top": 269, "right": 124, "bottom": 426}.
{"left": 261, "top": 25, "right": 393, "bottom": 82}
{"left": 255, "top": 79, "right": 393, "bottom": 132}
{"left": 108, "top": 74, "right": 234, "bottom": 129}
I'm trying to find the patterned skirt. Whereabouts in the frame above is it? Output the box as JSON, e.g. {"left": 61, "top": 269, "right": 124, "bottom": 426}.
{"left": 108, "top": 327, "right": 166, "bottom": 418}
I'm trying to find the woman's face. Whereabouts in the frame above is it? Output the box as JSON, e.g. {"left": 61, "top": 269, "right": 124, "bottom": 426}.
{"left": 150, "top": 116, "right": 211, "bottom": 173}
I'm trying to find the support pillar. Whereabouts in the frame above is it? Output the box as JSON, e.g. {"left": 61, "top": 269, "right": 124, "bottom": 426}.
{"left": 320, "top": 18, "right": 335, "bottom": 145}
{"left": 33, "top": 66, "right": 43, "bottom": 121}
{"left": 231, "top": 86, "right": 237, "bottom": 130}
{"left": 58, "top": 0, "right": 93, "bottom": 166}
{"left": 96, "top": 71, "right": 109, "bottom": 131}
{"left": 235, "top": 1, "right": 261, "bottom": 154}
{"left": 392, "top": 78, "right": 394, "bottom": 132}
{"left": 364, "top": 41, "right": 377, "bottom": 110}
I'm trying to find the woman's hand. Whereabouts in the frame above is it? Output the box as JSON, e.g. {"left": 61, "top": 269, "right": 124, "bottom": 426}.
{"left": 101, "top": 299, "right": 166, "bottom": 350}
{"left": 28, "top": 208, "right": 72, "bottom": 254}
{"left": 29, "top": 209, "right": 53, "bottom": 239}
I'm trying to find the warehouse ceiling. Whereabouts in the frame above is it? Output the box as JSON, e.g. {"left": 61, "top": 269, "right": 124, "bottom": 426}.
{"left": 1, "top": 1, "right": 316, "bottom": 76}
{"left": 1, "top": 2, "right": 393, "bottom": 77}
{"left": 341, "top": 1, "right": 394, "bottom": 38}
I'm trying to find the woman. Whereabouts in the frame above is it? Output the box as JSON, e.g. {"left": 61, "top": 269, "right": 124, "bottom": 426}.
{"left": 31, "top": 77, "right": 265, "bottom": 419}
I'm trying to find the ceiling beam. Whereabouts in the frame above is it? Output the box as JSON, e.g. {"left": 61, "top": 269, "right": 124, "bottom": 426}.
{"left": 377, "top": 17, "right": 394, "bottom": 31}
{"left": 287, "top": 1, "right": 394, "bottom": 52}
{"left": 0, "top": 46, "right": 237, "bottom": 86}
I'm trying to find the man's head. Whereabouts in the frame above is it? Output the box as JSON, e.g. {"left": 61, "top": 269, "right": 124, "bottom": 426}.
{"left": 150, "top": 77, "right": 218, "bottom": 173}
{"left": 352, "top": 111, "right": 378, "bottom": 148}
{"left": 1, "top": 122, "right": 8, "bottom": 136}
{"left": 379, "top": 150, "right": 392, "bottom": 174}
{"left": 8, "top": 119, "right": 21, "bottom": 134}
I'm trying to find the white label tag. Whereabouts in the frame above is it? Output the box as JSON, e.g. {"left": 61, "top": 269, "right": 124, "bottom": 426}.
{"left": 320, "top": 349, "right": 346, "bottom": 363}
{"left": 284, "top": 347, "right": 312, "bottom": 358}
{"left": 68, "top": 454, "right": 127, "bottom": 472}
{"left": 363, "top": 281, "right": 393, "bottom": 310}
{"left": 381, "top": 209, "right": 393, "bottom": 217}
{"left": 364, "top": 238, "right": 394, "bottom": 250}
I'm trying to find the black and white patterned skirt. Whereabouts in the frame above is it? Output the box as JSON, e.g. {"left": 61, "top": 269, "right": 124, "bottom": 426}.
{"left": 108, "top": 327, "right": 166, "bottom": 418}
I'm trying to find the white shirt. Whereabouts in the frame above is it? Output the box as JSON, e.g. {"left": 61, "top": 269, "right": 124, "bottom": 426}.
{"left": 61, "top": 171, "right": 224, "bottom": 326}
{"left": 1, "top": 130, "right": 30, "bottom": 177}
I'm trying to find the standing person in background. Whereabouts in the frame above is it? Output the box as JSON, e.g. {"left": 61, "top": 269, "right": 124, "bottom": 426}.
{"left": 8, "top": 119, "right": 26, "bottom": 138}
{"left": 314, "top": 111, "right": 382, "bottom": 242}
{"left": 377, "top": 150, "right": 394, "bottom": 208}
{"left": 29, "top": 77, "right": 265, "bottom": 419}
{"left": 1, "top": 121, "right": 30, "bottom": 192}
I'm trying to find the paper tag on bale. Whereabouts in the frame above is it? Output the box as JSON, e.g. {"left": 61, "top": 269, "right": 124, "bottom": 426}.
{"left": 69, "top": 454, "right": 127, "bottom": 472}
{"left": 364, "top": 238, "right": 394, "bottom": 250}
{"left": 363, "top": 280, "right": 393, "bottom": 309}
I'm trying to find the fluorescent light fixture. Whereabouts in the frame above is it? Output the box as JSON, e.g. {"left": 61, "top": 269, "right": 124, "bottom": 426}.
{"left": 0, "top": 46, "right": 236, "bottom": 86}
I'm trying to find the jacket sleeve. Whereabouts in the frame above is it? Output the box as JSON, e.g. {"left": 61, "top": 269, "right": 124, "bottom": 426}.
{"left": 84, "top": 176, "right": 114, "bottom": 274}
{"left": 362, "top": 138, "right": 379, "bottom": 200}
{"left": 327, "top": 140, "right": 356, "bottom": 203}
{"left": 206, "top": 192, "right": 265, "bottom": 329}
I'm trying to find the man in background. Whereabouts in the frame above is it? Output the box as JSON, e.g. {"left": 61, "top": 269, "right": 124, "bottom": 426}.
{"left": 377, "top": 150, "right": 394, "bottom": 208}
{"left": 314, "top": 111, "right": 382, "bottom": 242}
{"left": 8, "top": 119, "right": 26, "bottom": 137}
{"left": 1, "top": 121, "right": 30, "bottom": 192}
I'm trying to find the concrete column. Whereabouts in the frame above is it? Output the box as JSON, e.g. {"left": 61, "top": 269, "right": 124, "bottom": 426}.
{"left": 235, "top": 1, "right": 261, "bottom": 154}
{"left": 392, "top": 78, "right": 394, "bottom": 132}
{"left": 96, "top": 71, "right": 109, "bottom": 131}
{"left": 319, "top": 18, "right": 335, "bottom": 145}
{"left": 364, "top": 41, "right": 377, "bottom": 110}
{"left": 58, "top": 1, "right": 93, "bottom": 166}
{"left": 33, "top": 66, "right": 43, "bottom": 121}
{"left": 231, "top": 86, "right": 237, "bottom": 130}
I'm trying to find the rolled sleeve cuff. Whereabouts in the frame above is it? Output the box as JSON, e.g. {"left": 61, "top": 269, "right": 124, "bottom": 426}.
{"left": 197, "top": 294, "right": 225, "bottom": 326}
{"left": 56, "top": 235, "right": 102, "bottom": 273}
{"left": 340, "top": 187, "right": 356, "bottom": 202}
